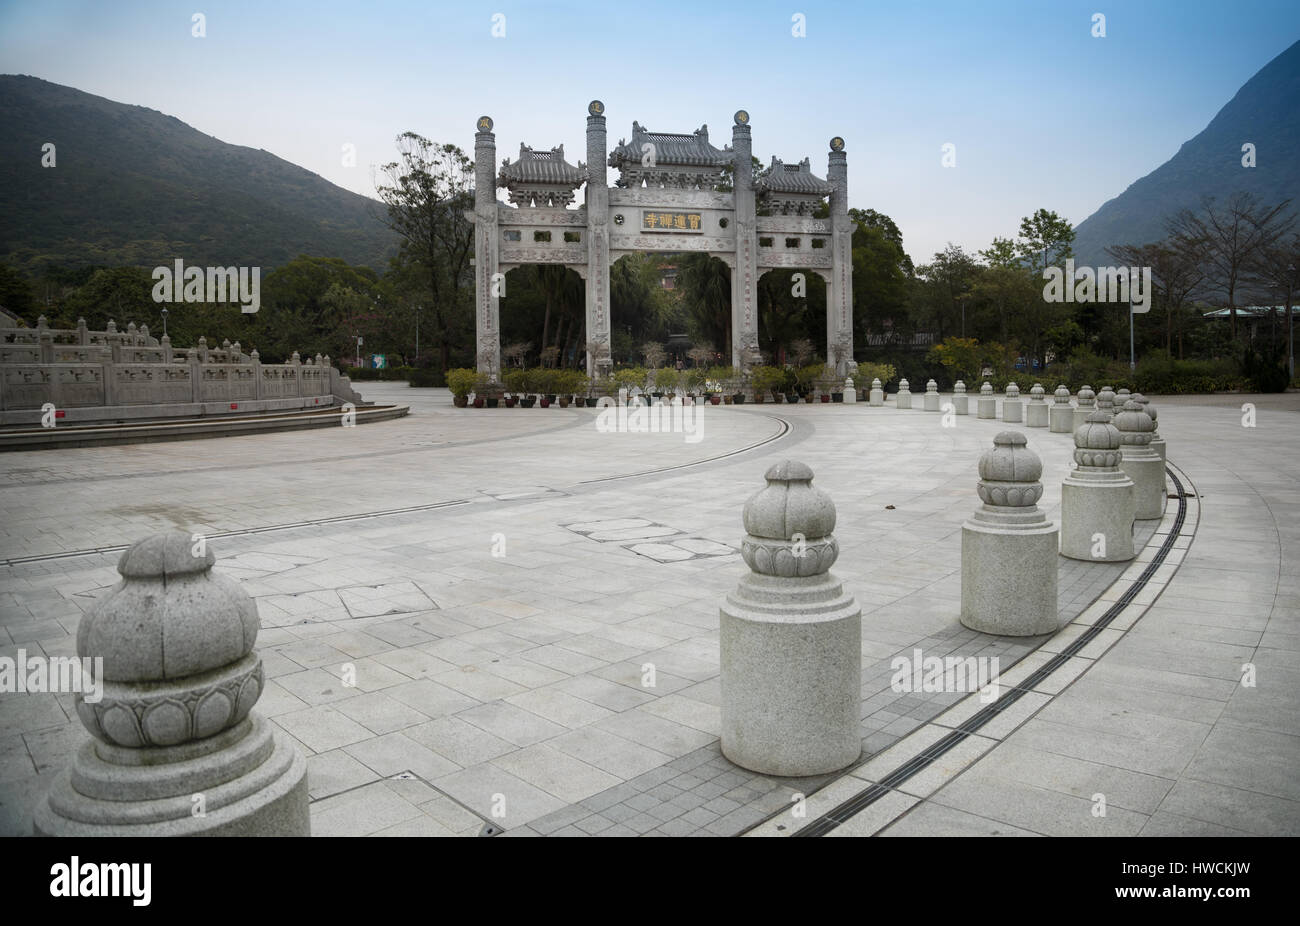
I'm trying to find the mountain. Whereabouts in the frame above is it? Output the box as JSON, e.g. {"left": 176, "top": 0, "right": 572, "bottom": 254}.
{"left": 1072, "top": 39, "right": 1300, "bottom": 268}
{"left": 0, "top": 75, "right": 397, "bottom": 273}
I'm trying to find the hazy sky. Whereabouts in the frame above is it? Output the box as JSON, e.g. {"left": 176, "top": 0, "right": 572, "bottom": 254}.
{"left": 2, "top": 0, "right": 1298, "bottom": 265}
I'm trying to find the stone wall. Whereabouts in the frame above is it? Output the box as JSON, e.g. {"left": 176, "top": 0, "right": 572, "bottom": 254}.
{"left": 1, "top": 317, "right": 365, "bottom": 420}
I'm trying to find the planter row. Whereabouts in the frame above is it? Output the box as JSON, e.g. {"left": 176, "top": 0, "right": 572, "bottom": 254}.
{"left": 452, "top": 392, "right": 859, "bottom": 408}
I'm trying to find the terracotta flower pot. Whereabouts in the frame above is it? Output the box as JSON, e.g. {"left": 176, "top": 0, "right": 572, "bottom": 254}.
{"left": 821, "top": 394, "right": 830, "bottom": 403}
{"left": 453, "top": 396, "right": 468, "bottom": 408}
{"left": 540, "top": 397, "right": 550, "bottom": 408}
{"left": 473, "top": 397, "right": 485, "bottom": 408}
{"left": 504, "top": 396, "right": 518, "bottom": 408}
{"left": 710, "top": 395, "right": 721, "bottom": 405}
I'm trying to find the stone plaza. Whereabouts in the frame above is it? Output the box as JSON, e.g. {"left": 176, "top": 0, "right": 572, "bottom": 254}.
{"left": 2, "top": 385, "right": 1296, "bottom": 837}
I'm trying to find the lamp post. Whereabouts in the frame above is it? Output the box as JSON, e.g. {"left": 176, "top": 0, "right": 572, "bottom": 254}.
{"left": 160, "top": 307, "right": 168, "bottom": 338}
{"left": 415, "top": 305, "right": 420, "bottom": 364}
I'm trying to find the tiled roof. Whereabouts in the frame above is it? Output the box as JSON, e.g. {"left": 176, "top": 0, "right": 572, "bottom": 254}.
{"left": 755, "top": 157, "right": 832, "bottom": 195}
{"left": 499, "top": 144, "right": 584, "bottom": 185}
{"left": 609, "top": 122, "right": 732, "bottom": 169}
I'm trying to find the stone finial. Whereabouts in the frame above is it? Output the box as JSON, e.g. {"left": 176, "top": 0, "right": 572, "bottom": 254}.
{"left": 1006, "top": 382, "right": 1020, "bottom": 399}
{"left": 1029, "top": 383, "right": 1046, "bottom": 402}
{"left": 976, "top": 432, "right": 1044, "bottom": 508}
{"left": 898, "top": 378, "right": 910, "bottom": 392}
{"left": 1113, "top": 399, "right": 1154, "bottom": 446}
{"left": 1116, "top": 388, "right": 1131, "bottom": 401}
{"left": 75, "top": 532, "right": 259, "bottom": 745}
{"left": 741, "top": 461, "right": 837, "bottom": 577}
{"left": 161, "top": 334, "right": 171, "bottom": 346}
{"left": 844, "top": 376, "right": 854, "bottom": 389}
{"left": 721, "top": 462, "right": 861, "bottom": 776}
{"left": 231, "top": 340, "right": 241, "bottom": 355}
{"left": 926, "top": 379, "right": 938, "bottom": 393}
{"left": 323, "top": 355, "right": 331, "bottom": 366}
{"left": 871, "top": 378, "right": 881, "bottom": 389}
{"left": 222, "top": 339, "right": 232, "bottom": 351}
{"left": 291, "top": 351, "right": 301, "bottom": 364}
{"left": 198, "top": 336, "right": 207, "bottom": 346}
{"left": 955, "top": 380, "right": 967, "bottom": 394}
{"left": 37, "top": 531, "right": 310, "bottom": 837}
{"left": 77, "top": 318, "right": 87, "bottom": 328}
{"left": 107, "top": 320, "right": 118, "bottom": 333}
{"left": 1074, "top": 409, "right": 1123, "bottom": 468}
{"left": 1054, "top": 385, "right": 1070, "bottom": 404}
{"left": 315, "top": 353, "right": 324, "bottom": 365}
{"left": 140, "top": 324, "right": 150, "bottom": 337}
{"left": 1135, "top": 393, "right": 1157, "bottom": 424}
{"left": 38, "top": 314, "right": 49, "bottom": 328}
{"left": 127, "top": 321, "right": 138, "bottom": 333}
{"left": 1096, "top": 386, "right": 1115, "bottom": 408}
{"left": 250, "top": 349, "right": 260, "bottom": 361}
{"left": 980, "top": 381, "right": 993, "bottom": 395}
{"left": 1077, "top": 385, "right": 1095, "bottom": 407}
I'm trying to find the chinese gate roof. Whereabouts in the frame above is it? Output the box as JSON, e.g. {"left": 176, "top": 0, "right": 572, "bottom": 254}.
{"left": 755, "top": 157, "right": 833, "bottom": 195}
{"left": 608, "top": 122, "right": 733, "bottom": 169}
{"left": 499, "top": 144, "right": 585, "bottom": 186}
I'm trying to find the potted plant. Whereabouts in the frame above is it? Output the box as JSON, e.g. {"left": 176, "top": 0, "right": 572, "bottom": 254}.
{"left": 613, "top": 366, "right": 647, "bottom": 403}
{"left": 749, "top": 366, "right": 783, "bottom": 404}
{"left": 447, "top": 368, "right": 478, "bottom": 408}
{"left": 503, "top": 368, "right": 527, "bottom": 407}
{"left": 653, "top": 368, "right": 679, "bottom": 401}
{"left": 684, "top": 367, "right": 706, "bottom": 404}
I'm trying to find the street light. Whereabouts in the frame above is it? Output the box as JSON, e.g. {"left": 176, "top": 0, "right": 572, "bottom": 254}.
{"left": 160, "top": 307, "right": 168, "bottom": 338}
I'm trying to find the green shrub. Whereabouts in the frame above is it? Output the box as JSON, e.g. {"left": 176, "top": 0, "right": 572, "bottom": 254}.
{"left": 856, "top": 362, "right": 896, "bottom": 389}
{"left": 1241, "top": 347, "right": 1288, "bottom": 393}
{"left": 408, "top": 368, "right": 443, "bottom": 388}
{"left": 446, "top": 368, "right": 479, "bottom": 398}
{"left": 613, "top": 367, "right": 647, "bottom": 391}
{"left": 652, "top": 368, "right": 679, "bottom": 392}
{"left": 750, "top": 365, "right": 786, "bottom": 395}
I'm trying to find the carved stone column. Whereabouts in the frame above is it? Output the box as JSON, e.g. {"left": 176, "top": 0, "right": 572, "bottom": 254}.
{"left": 585, "top": 101, "right": 611, "bottom": 378}
{"left": 827, "top": 137, "right": 853, "bottom": 374}
{"left": 730, "top": 112, "right": 758, "bottom": 370}
{"left": 473, "top": 116, "right": 501, "bottom": 378}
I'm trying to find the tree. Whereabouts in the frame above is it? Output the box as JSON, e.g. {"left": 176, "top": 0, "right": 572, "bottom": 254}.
{"left": 1014, "top": 210, "right": 1076, "bottom": 369}
{"left": 1168, "top": 192, "right": 1295, "bottom": 339}
{"left": 916, "top": 244, "right": 979, "bottom": 339}
{"left": 927, "top": 336, "right": 982, "bottom": 382}
{"left": 1248, "top": 230, "right": 1300, "bottom": 373}
{"left": 375, "top": 134, "right": 476, "bottom": 374}
{"left": 675, "top": 254, "right": 732, "bottom": 358}
{"left": 1107, "top": 240, "right": 1208, "bottom": 358}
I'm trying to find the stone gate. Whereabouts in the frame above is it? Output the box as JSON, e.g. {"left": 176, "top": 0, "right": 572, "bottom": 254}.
{"left": 471, "top": 102, "right": 854, "bottom": 378}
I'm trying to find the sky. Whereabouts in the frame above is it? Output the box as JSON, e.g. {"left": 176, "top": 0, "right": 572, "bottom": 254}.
{"left": 2, "top": 0, "right": 1298, "bottom": 265}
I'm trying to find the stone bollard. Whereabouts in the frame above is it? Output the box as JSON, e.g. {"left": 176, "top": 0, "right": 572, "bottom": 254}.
{"left": 960, "top": 433, "right": 1061, "bottom": 636}
{"left": 923, "top": 379, "right": 941, "bottom": 412}
{"left": 35, "top": 531, "right": 310, "bottom": 836}
{"left": 843, "top": 376, "right": 857, "bottom": 404}
{"left": 1116, "top": 388, "right": 1131, "bottom": 405}
{"left": 977, "top": 381, "right": 996, "bottom": 419}
{"left": 953, "top": 380, "right": 969, "bottom": 415}
{"left": 1114, "top": 400, "right": 1165, "bottom": 520}
{"left": 1002, "top": 382, "right": 1023, "bottom": 423}
{"left": 1049, "top": 385, "right": 1073, "bottom": 432}
{"left": 896, "top": 378, "right": 912, "bottom": 409}
{"left": 1135, "top": 394, "right": 1164, "bottom": 461}
{"left": 1095, "top": 386, "right": 1117, "bottom": 422}
{"left": 720, "top": 462, "right": 862, "bottom": 777}
{"left": 1072, "top": 385, "right": 1096, "bottom": 431}
{"left": 868, "top": 378, "right": 884, "bottom": 406}
{"left": 1061, "top": 410, "right": 1135, "bottom": 561}
{"left": 1026, "top": 383, "right": 1049, "bottom": 427}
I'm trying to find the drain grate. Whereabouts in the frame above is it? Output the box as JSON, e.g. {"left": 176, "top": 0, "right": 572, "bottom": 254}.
{"left": 788, "top": 468, "right": 1190, "bottom": 838}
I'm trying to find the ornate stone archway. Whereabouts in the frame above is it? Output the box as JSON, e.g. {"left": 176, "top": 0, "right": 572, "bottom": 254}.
{"left": 471, "top": 103, "right": 853, "bottom": 379}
